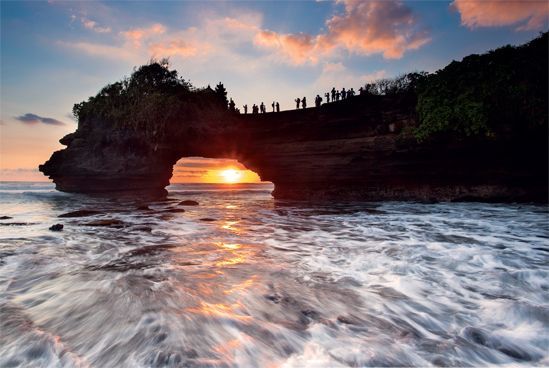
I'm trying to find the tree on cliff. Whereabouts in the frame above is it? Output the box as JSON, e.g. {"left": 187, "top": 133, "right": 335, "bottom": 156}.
{"left": 414, "top": 32, "right": 548, "bottom": 141}
{"left": 214, "top": 82, "right": 228, "bottom": 110}
{"left": 71, "top": 60, "right": 231, "bottom": 133}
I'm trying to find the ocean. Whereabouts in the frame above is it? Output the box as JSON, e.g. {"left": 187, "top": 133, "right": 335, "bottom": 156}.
{"left": 0, "top": 181, "right": 548, "bottom": 367}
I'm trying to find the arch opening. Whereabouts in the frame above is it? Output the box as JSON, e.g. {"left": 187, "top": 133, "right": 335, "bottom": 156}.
{"left": 169, "top": 157, "right": 271, "bottom": 185}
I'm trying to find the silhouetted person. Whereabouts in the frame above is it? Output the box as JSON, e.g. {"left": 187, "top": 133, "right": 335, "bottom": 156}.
{"left": 272, "top": 102, "right": 275, "bottom": 112}
{"left": 341, "top": 88, "right": 347, "bottom": 99}
{"left": 252, "top": 104, "right": 258, "bottom": 114}
{"left": 295, "top": 98, "right": 301, "bottom": 109}
{"left": 302, "top": 97, "right": 307, "bottom": 109}
{"left": 229, "top": 98, "right": 235, "bottom": 112}
{"left": 331, "top": 87, "right": 336, "bottom": 101}
{"left": 325, "top": 92, "right": 330, "bottom": 103}
{"left": 359, "top": 87, "right": 364, "bottom": 95}
{"left": 260, "top": 102, "right": 266, "bottom": 113}
{"left": 276, "top": 102, "right": 280, "bottom": 112}
{"left": 315, "top": 94, "right": 322, "bottom": 107}
{"left": 243, "top": 104, "right": 248, "bottom": 114}
{"left": 336, "top": 91, "right": 340, "bottom": 101}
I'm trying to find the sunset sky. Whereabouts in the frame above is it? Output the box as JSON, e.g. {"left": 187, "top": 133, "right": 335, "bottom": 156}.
{"left": 1, "top": 0, "right": 547, "bottom": 182}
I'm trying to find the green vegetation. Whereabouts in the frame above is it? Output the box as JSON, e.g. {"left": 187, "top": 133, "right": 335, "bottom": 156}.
{"left": 363, "top": 32, "right": 547, "bottom": 141}
{"left": 414, "top": 32, "right": 548, "bottom": 141}
{"left": 72, "top": 59, "right": 229, "bottom": 133}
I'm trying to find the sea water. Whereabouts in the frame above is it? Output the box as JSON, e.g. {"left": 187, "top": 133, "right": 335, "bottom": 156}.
{"left": 0, "top": 182, "right": 547, "bottom": 367}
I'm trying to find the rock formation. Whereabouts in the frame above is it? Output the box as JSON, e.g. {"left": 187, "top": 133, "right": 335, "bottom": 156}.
{"left": 39, "top": 93, "right": 547, "bottom": 202}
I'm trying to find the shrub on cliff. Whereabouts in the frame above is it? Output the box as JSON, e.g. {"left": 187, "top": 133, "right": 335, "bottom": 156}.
{"left": 72, "top": 59, "right": 226, "bottom": 134}
{"left": 415, "top": 32, "right": 548, "bottom": 141}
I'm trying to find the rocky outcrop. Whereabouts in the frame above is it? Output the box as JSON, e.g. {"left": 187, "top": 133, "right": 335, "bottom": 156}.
{"left": 40, "top": 94, "right": 547, "bottom": 202}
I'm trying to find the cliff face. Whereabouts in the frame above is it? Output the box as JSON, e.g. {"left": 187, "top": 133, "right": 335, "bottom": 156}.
{"left": 40, "top": 94, "right": 548, "bottom": 202}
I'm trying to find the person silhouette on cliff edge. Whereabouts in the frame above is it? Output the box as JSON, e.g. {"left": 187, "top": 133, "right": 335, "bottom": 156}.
{"left": 295, "top": 98, "right": 301, "bottom": 109}
{"left": 302, "top": 97, "right": 307, "bottom": 109}
{"left": 276, "top": 102, "right": 280, "bottom": 112}
{"left": 252, "top": 104, "right": 258, "bottom": 114}
{"left": 331, "top": 87, "right": 336, "bottom": 101}
{"left": 272, "top": 102, "right": 276, "bottom": 112}
{"left": 325, "top": 92, "right": 330, "bottom": 103}
{"left": 243, "top": 104, "right": 248, "bottom": 114}
{"left": 315, "top": 95, "right": 322, "bottom": 107}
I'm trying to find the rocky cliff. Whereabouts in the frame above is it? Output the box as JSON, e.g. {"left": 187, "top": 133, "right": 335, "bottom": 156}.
{"left": 40, "top": 92, "right": 547, "bottom": 202}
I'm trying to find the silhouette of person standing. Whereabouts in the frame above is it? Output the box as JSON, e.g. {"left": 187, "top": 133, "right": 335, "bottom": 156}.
{"left": 272, "top": 102, "right": 275, "bottom": 112}
{"left": 260, "top": 102, "right": 266, "bottom": 113}
{"left": 336, "top": 90, "right": 340, "bottom": 101}
{"left": 252, "top": 104, "right": 258, "bottom": 114}
{"left": 325, "top": 92, "right": 330, "bottom": 103}
{"left": 276, "top": 102, "right": 280, "bottom": 112}
{"left": 315, "top": 95, "right": 322, "bottom": 107}
{"left": 302, "top": 97, "right": 307, "bottom": 109}
{"left": 243, "top": 104, "right": 248, "bottom": 114}
{"left": 331, "top": 87, "right": 336, "bottom": 101}
{"left": 341, "top": 88, "right": 347, "bottom": 99}
{"left": 229, "top": 98, "right": 235, "bottom": 112}
{"left": 349, "top": 88, "right": 355, "bottom": 97}
{"left": 295, "top": 98, "right": 301, "bottom": 109}
{"left": 359, "top": 87, "right": 364, "bottom": 95}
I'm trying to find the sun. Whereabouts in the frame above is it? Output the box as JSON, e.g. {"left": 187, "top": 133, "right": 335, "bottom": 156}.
{"left": 220, "top": 169, "right": 242, "bottom": 183}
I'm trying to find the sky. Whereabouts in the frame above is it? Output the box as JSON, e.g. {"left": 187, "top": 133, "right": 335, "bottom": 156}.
{"left": 1, "top": 0, "right": 547, "bottom": 183}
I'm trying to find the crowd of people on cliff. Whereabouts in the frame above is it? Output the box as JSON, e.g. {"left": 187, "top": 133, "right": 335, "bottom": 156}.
{"left": 227, "top": 84, "right": 375, "bottom": 114}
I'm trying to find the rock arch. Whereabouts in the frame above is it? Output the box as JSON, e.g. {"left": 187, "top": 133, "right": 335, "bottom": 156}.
{"left": 40, "top": 94, "right": 547, "bottom": 202}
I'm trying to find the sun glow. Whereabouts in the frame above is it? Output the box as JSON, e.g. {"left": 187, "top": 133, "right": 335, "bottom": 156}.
{"left": 220, "top": 169, "right": 242, "bottom": 183}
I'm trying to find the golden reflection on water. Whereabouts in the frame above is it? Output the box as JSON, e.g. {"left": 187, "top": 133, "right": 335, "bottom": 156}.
{"left": 186, "top": 301, "right": 252, "bottom": 322}
{"left": 221, "top": 220, "right": 241, "bottom": 233}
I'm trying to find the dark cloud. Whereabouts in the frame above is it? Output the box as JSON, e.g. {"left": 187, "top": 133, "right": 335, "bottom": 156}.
{"left": 14, "top": 113, "right": 66, "bottom": 126}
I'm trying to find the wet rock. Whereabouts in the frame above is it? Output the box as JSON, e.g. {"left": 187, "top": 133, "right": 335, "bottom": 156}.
{"left": 301, "top": 309, "right": 320, "bottom": 320}
{"left": 463, "top": 326, "right": 536, "bottom": 362}
{"left": 49, "top": 224, "right": 63, "bottom": 231}
{"left": 131, "top": 225, "right": 153, "bottom": 232}
{"left": 82, "top": 219, "right": 125, "bottom": 228}
{"left": 337, "top": 315, "right": 361, "bottom": 325}
{"left": 0, "top": 222, "right": 33, "bottom": 226}
{"left": 265, "top": 294, "right": 282, "bottom": 303}
{"left": 0, "top": 216, "right": 13, "bottom": 220}
{"left": 199, "top": 218, "right": 216, "bottom": 222}
{"left": 136, "top": 205, "right": 151, "bottom": 211}
{"left": 162, "top": 208, "right": 185, "bottom": 213}
{"left": 59, "top": 210, "right": 101, "bottom": 218}
{"left": 179, "top": 200, "right": 199, "bottom": 206}
{"left": 364, "top": 208, "right": 386, "bottom": 215}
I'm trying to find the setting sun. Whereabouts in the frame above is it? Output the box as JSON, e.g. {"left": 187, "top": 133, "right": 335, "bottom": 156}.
{"left": 220, "top": 169, "right": 242, "bottom": 183}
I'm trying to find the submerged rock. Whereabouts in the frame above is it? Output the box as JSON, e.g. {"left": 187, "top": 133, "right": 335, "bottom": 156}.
{"left": 59, "top": 210, "right": 101, "bottom": 218}
{"left": 163, "top": 208, "right": 185, "bottom": 213}
{"left": 199, "top": 218, "right": 216, "bottom": 222}
{"left": 82, "top": 219, "right": 125, "bottom": 228}
{"left": 49, "top": 224, "right": 64, "bottom": 231}
{"left": 0, "top": 216, "right": 13, "bottom": 220}
{"left": 179, "top": 200, "right": 199, "bottom": 206}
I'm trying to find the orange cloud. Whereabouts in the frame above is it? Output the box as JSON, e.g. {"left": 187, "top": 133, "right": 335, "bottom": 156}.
{"left": 81, "top": 17, "right": 111, "bottom": 33}
{"left": 150, "top": 40, "right": 198, "bottom": 58}
{"left": 254, "top": 0, "right": 430, "bottom": 64}
{"left": 325, "top": 0, "right": 431, "bottom": 59}
{"left": 452, "top": 0, "right": 549, "bottom": 30}
{"left": 121, "top": 23, "right": 166, "bottom": 47}
{"left": 254, "top": 31, "right": 318, "bottom": 64}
